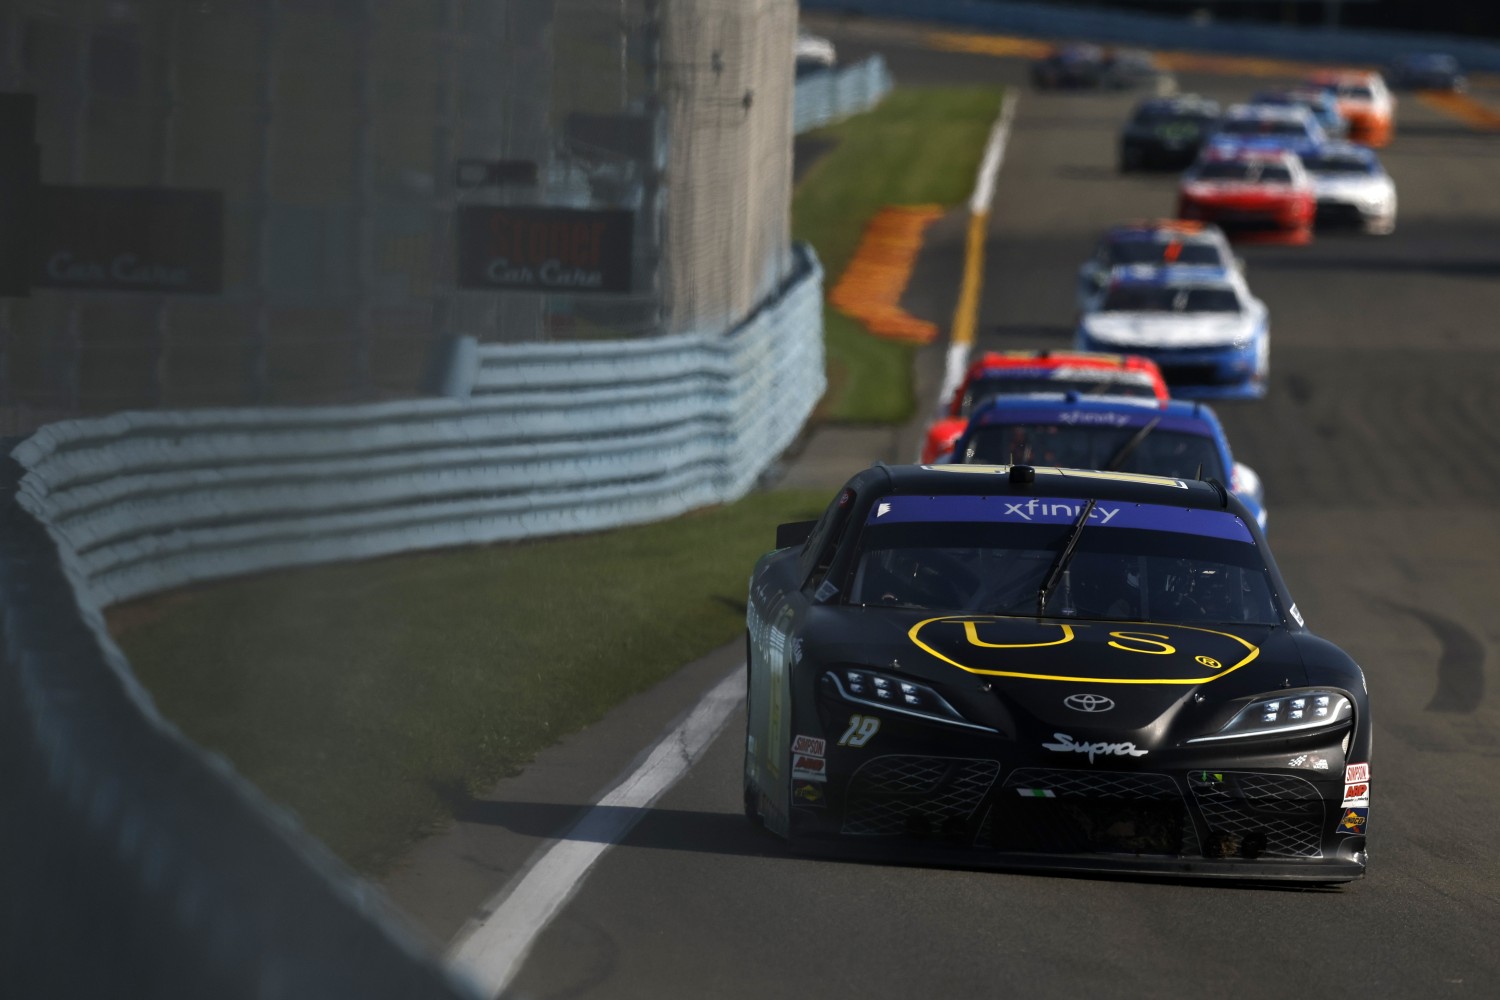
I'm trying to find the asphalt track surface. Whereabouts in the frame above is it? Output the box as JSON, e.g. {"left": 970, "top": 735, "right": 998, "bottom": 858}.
{"left": 388, "top": 20, "right": 1500, "bottom": 999}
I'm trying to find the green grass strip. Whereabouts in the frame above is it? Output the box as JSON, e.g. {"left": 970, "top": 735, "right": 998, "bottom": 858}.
{"left": 793, "top": 84, "right": 1005, "bottom": 423}
{"left": 112, "top": 490, "right": 828, "bottom": 872}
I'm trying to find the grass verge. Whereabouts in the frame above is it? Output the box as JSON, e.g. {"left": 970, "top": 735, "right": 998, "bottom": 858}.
{"left": 110, "top": 489, "right": 828, "bottom": 873}
{"left": 793, "top": 85, "right": 1004, "bottom": 422}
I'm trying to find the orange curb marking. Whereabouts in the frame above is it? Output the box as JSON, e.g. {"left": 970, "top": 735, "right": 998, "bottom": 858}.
{"left": 829, "top": 205, "right": 946, "bottom": 345}
{"left": 1419, "top": 90, "right": 1500, "bottom": 131}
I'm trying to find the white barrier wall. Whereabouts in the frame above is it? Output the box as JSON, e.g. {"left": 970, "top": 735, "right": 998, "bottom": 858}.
{"left": 794, "top": 56, "right": 895, "bottom": 134}
{"left": 14, "top": 245, "right": 824, "bottom": 610}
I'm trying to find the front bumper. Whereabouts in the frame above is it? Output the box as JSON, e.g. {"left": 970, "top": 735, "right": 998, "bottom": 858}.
{"left": 1315, "top": 197, "right": 1395, "bottom": 233}
{"left": 1075, "top": 333, "right": 1265, "bottom": 400}
{"left": 789, "top": 739, "right": 1365, "bottom": 882}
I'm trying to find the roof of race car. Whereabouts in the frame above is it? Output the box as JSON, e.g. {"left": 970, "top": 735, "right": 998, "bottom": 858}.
{"left": 1307, "top": 140, "right": 1379, "bottom": 163}
{"left": 862, "top": 463, "right": 1233, "bottom": 511}
{"left": 1103, "top": 219, "right": 1220, "bottom": 242}
{"left": 964, "top": 395, "right": 1221, "bottom": 438}
{"left": 1134, "top": 94, "right": 1220, "bottom": 114}
{"left": 966, "top": 349, "right": 1148, "bottom": 370}
{"left": 1107, "top": 263, "right": 1235, "bottom": 286}
{"left": 1198, "top": 143, "right": 1301, "bottom": 164}
{"left": 1223, "top": 102, "right": 1314, "bottom": 123}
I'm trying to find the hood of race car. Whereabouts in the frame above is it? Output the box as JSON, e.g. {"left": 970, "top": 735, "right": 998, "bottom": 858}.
{"left": 802, "top": 609, "right": 1307, "bottom": 743}
{"left": 1082, "top": 311, "right": 1255, "bottom": 349}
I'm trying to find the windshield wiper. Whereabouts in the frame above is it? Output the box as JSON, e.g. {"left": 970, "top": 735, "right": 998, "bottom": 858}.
{"left": 1038, "top": 498, "right": 1096, "bottom": 615}
{"left": 1104, "top": 416, "right": 1160, "bottom": 472}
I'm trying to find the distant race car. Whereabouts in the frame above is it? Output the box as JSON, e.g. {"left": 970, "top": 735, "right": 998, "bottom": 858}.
{"left": 1249, "top": 88, "right": 1348, "bottom": 140}
{"left": 1206, "top": 103, "right": 1328, "bottom": 160}
{"left": 920, "top": 351, "right": 1170, "bottom": 465}
{"left": 1077, "top": 219, "right": 1239, "bottom": 312}
{"left": 1178, "top": 146, "right": 1315, "bottom": 245}
{"left": 745, "top": 462, "right": 1371, "bottom": 883}
{"left": 944, "top": 394, "right": 1266, "bottom": 530}
{"left": 1387, "top": 53, "right": 1465, "bottom": 93}
{"left": 1119, "top": 95, "right": 1221, "bottom": 171}
{"left": 1075, "top": 263, "right": 1270, "bottom": 400}
{"left": 1306, "top": 70, "right": 1395, "bottom": 147}
{"left": 1301, "top": 142, "right": 1397, "bottom": 235}
{"left": 1033, "top": 44, "right": 1174, "bottom": 94}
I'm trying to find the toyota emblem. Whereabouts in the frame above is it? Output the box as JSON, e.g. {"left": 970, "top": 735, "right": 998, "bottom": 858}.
{"left": 1064, "top": 693, "right": 1115, "bottom": 713}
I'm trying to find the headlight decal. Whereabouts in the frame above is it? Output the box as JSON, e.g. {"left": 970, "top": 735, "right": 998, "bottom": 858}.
{"left": 1186, "top": 689, "right": 1353, "bottom": 743}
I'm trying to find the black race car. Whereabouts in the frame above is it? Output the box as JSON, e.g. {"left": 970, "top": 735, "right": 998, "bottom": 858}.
{"left": 744, "top": 463, "right": 1371, "bottom": 883}
{"left": 1118, "top": 95, "right": 1220, "bottom": 172}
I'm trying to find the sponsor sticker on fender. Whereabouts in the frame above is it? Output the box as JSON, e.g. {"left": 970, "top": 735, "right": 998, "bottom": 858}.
{"left": 1342, "top": 782, "right": 1370, "bottom": 807}
{"left": 792, "top": 735, "right": 826, "bottom": 757}
{"left": 792, "top": 755, "right": 827, "bottom": 782}
{"left": 792, "top": 781, "right": 826, "bottom": 807}
{"left": 1345, "top": 763, "right": 1369, "bottom": 783}
{"left": 1338, "top": 807, "right": 1368, "bottom": 836}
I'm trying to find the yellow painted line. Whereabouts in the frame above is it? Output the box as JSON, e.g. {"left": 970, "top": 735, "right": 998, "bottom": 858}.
{"left": 949, "top": 209, "right": 989, "bottom": 349}
{"left": 829, "top": 205, "right": 945, "bottom": 345}
{"left": 1419, "top": 90, "right": 1500, "bottom": 131}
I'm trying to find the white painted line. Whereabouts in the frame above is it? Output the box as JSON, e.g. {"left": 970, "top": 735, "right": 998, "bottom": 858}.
{"left": 936, "top": 341, "right": 973, "bottom": 422}
{"left": 447, "top": 665, "right": 746, "bottom": 997}
{"left": 968, "top": 92, "right": 1018, "bottom": 216}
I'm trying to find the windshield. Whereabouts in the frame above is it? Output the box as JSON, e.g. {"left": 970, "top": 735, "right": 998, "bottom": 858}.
{"left": 846, "top": 499, "right": 1277, "bottom": 624}
{"left": 960, "top": 423, "right": 1225, "bottom": 480}
{"left": 1194, "top": 160, "right": 1293, "bottom": 183}
{"left": 1340, "top": 85, "right": 1375, "bottom": 100}
{"left": 1303, "top": 154, "right": 1375, "bottom": 175}
{"left": 1100, "top": 284, "right": 1241, "bottom": 312}
{"left": 963, "top": 375, "right": 1158, "bottom": 412}
{"left": 1104, "top": 240, "right": 1224, "bottom": 267}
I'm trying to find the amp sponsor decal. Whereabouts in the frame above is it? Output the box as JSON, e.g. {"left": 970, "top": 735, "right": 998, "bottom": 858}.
{"left": 791, "top": 755, "right": 827, "bottom": 783}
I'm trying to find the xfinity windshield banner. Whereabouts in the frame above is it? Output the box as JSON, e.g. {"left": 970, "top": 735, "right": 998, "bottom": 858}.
{"left": 457, "top": 206, "right": 633, "bottom": 294}
{"left": 865, "top": 495, "right": 1252, "bottom": 542}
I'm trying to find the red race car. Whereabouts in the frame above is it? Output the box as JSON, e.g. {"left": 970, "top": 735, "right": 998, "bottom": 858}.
{"left": 1178, "top": 146, "right": 1315, "bottom": 245}
{"left": 919, "top": 350, "right": 1169, "bottom": 464}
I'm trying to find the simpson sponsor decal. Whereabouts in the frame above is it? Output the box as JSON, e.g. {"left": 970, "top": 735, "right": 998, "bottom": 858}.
{"left": 1345, "top": 763, "right": 1369, "bottom": 783}
{"left": 791, "top": 735, "right": 826, "bottom": 757}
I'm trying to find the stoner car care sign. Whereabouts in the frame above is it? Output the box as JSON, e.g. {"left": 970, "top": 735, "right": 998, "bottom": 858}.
{"left": 34, "top": 186, "right": 223, "bottom": 294}
{"left": 457, "top": 206, "right": 633, "bottom": 293}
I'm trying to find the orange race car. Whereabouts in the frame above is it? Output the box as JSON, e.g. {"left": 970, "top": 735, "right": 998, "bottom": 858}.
{"left": 1306, "top": 70, "right": 1395, "bottom": 147}
{"left": 919, "top": 350, "right": 1169, "bottom": 464}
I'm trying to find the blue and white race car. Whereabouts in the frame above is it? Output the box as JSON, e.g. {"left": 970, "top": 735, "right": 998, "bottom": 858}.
{"left": 1076, "top": 219, "right": 1239, "bottom": 312}
{"left": 1207, "top": 103, "right": 1327, "bottom": 161}
{"left": 946, "top": 394, "right": 1266, "bottom": 530}
{"left": 1300, "top": 142, "right": 1397, "bottom": 235}
{"left": 1075, "top": 264, "right": 1269, "bottom": 400}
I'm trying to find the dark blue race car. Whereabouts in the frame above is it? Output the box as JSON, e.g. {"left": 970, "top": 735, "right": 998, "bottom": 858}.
{"left": 944, "top": 394, "right": 1265, "bottom": 531}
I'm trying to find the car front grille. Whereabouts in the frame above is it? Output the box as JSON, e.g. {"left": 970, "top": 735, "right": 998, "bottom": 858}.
{"left": 841, "top": 756, "right": 1000, "bottom": 837}
{"left": 977, "top": 768, "right": 1200, "bottom": 855}
{"left": 1189, "top": 770, "right": 1326, "bottom": 858}
{"left": 1315, "top": 201, "right": 1369, "bottom": 226}
{"left": 1158, "top": 362, "right": 1230, "bottom": 386}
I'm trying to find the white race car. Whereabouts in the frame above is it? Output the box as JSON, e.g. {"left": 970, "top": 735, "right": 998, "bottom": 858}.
{"left": 1301, "top": 142, "right": 1397, "bottom": 235}
{"left": 1075, "top": 264, "right": 1269, "bottom": 401}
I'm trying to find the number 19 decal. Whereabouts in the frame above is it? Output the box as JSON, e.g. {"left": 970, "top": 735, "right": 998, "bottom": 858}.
{"left": 838, "top": 714, "right": 881, "bottom": 748}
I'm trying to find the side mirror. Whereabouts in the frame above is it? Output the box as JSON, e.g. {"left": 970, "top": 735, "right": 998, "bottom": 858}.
{"left": 776, "top": 520, "right": 816, "bottom": 549}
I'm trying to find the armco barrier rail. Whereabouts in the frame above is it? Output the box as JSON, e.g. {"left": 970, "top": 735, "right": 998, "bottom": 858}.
{"left": 795, "top": 55, "right": 894, "bottom": 133}
{"left": 803, "top": 1, "right": 1500, "bottom": 72}
{"left": 0, "top": 453, "right": 477, "bottom": 999}
{"left": 14, "top": 243, "right": 824, "bottom": 611}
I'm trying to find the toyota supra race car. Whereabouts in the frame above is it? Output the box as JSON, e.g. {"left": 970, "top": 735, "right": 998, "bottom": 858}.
{"left": 744, "top": 463, "right": 1371, "bottom": 883}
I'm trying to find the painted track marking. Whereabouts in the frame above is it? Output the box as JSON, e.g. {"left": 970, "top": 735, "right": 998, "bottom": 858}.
{"left": 448, "top": 666, "right": 745, "bottom": 997}
{"left": 939, "top": 92, "right": 1018, "bottom": 418}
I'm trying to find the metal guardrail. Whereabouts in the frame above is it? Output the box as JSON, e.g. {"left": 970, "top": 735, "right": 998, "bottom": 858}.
{"left": 803, "top": 1, "right": 1500, "bottom": 72}
{"left": 0, "top": 452, "right": 478, "bottom": 1000}
{"left": 794, "top": 55, "right": 895, "bottom": 133}
{"left": 14, "top": 243, "right": 824, "bottom": 611}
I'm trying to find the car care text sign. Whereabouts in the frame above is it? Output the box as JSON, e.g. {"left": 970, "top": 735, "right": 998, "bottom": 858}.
{"left": 458, "top": 206, "right": 633, "bottom": 294}
{"left": 35, "top": 186, "right": 224, "bottom": 294}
